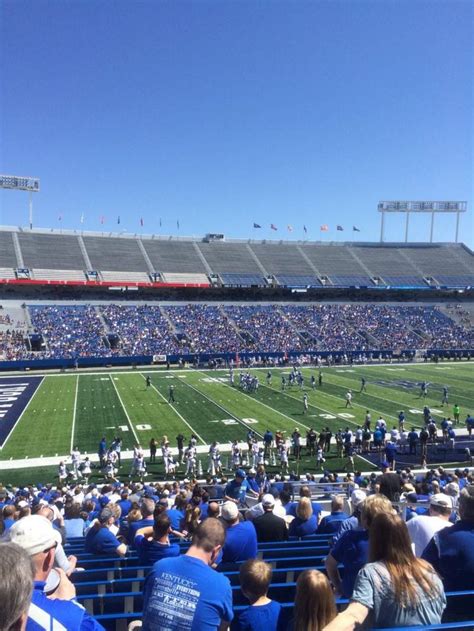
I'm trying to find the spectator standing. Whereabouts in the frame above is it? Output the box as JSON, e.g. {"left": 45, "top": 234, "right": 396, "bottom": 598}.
{"left": 142, "top": 518, "right": 233, "bottom": 630}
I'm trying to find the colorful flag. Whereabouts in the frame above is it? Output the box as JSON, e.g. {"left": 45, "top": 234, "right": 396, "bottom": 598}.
{"left": 287, "top": 225, "right": 293, "bottom": 232}
{"left": 117, "top": 216, "right": 120, "bottom": 225}
{"left": 337, "top": 225, "right": 344, "bottom": 231}
{"left": 353, "top": 225, "right": 361, "bottom": 232}
{"left": 270, "top": 223, "right": 278, "bottom": 231}
{"left": 80, "top": 213, "right": 84, "bottom": 224}
{"left": 303, "top": 225, "right": 307, "bottom": 234}
{"left": 253, "top": 223, "right": 262, "bottom": 229}
{"left": 320, "top": 224, "right": 329, "bottom": 232}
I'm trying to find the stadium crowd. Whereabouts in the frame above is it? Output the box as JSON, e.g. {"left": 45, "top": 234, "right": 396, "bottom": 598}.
{"left": 0, "top": 303, "right": 472, "bottom": 361}
{"left": 1, "top": 459, "right": 473, "bottom": 630}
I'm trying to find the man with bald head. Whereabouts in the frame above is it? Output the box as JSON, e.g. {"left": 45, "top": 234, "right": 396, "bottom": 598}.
{"left": 143, "top": 518, "right": 233, "bottom": 630}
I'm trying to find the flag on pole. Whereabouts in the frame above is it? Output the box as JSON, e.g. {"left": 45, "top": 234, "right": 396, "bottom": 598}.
{"left": 270, "top": 223, "right": 278, "bottom": 231}
{"left": 58, "top": 214, "right": 63, "bottom": 222}
{"left": 117, "top": 216, "right": 121, "bottom": 225}
{"left": 140, "top": 217, "right": 144, "bottom": 227}
{"left": 177, "top": 220, "right": 180, "bottom": 230}
{"left": 159, "top": 218, "right": 162, "bottom": 227}
{"left": 337, "top": 225, "right": 344, "bottom": 231}
{"left": 80, "top": 213, "right": 84, "bottom": 224}
{"left": 320, "top": 224, "right": 329, "bottom": 232}
{"left": 100, "top": 215, "right": 105, "bottom": 225}
{"left": 353, "top": 225, "right": 361, "bottom": 232}
{"left": 287, "top": 225, "right": 293, "bottom": 232}
{"left": 253, "top": 223, "right": 262, "bottom": 229}
{"left": 303, "top": 225, "right": 307, "bottom": 234}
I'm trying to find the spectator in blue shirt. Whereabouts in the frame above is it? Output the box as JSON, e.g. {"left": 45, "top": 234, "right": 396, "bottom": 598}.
{"left": 225, "top": 469, "right": 247, "bottom": 504}
{"left": 289, "top": 497, "right": 318, "bottom": 538}
{"left": 134, "top": 513, "right": 180, "bottom": 565}
{"left": 325, "top": 494, "right": 393, "bottom": 598}
{"left": 220, "top": 501, "right": 257, "bottom": 564}
{"left": 85, "top": 507, "right": 127, "bottom": 557}
{"left": 6, "top": 515, "right": 105, "bottom": 630}
{"left": 287, "top": 485, "right": 323, "bottom": 523}
{"left": 236, "top": 559, "right": 282, "bottom": 630}
{"left": 318, "top": 495, "right": 349, "bottom": 534}
{"left": 143, "top": 518, "right": 233, "bottom": 630}
{"left": 127, "top": 498, "right": 155, "bottom": 544}
{"left": 117, "top": 489, "right": 132, "bottom": 517}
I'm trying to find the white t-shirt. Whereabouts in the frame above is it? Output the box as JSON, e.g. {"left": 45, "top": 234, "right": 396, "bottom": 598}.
{"left": 406, "top": 514, "right": 452, "bottom": 556}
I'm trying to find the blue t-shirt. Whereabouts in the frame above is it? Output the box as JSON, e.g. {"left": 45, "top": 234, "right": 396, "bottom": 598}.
{"left": 236, "top": 600, "right": 282, "bottom": 631}
{"left": 317, "top": 511, "right": 349, "bottom": 535}
{"left": 422, "top": 520, "right": 474, "bottom": 591}
{"left": 167, "top": 508, "right": 185, "bottom": 530}
{"left": 28, "top": 582, "right": 104, "bottom": 631}
{"left": 64, "top": 518, "right": 85, "bottom": 539}
{"left": 221, "top": 521, "right": 258, "bottom": 563}
{"left": 331, "top": 529, "right": 369, "bottom": 597}
{"left": 117, "top": 498, "right": 132, "bottom": 517}
{"left": 85, "top": 526, "right": 121, "bottom": 556}
{"left": 143, "top": 555, "right": 233, "bottom": 630}
{"left": 128, "top": 517, "right": 154, "bottom": 544}
{"left": 135, "top": 534, "right": 180, "bottom": 565}
{"left": 287, "top": 501, "right": 322, "bottom": 520}
{"left": 288, "top": 515, "right": 318, "bottom": 538}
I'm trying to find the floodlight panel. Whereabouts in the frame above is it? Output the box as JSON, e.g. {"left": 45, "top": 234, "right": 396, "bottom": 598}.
{"left": 0, "top": 175, "right": 40, "bottom": 192}
{"left": 378, "top": 200, "right": 466, "bottom": 213}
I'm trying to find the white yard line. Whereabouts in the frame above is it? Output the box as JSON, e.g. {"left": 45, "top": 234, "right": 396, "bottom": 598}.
{"left": 197, "top": 370, "right": 313, "bottom": 432}
{"left": 181, "top": 378, "right": 264, "bottom": 439}
{"left": 70, "top": 375, "right": 79, "bottom": 452}
{"left": 0, "top": 377, "right": 44, "bottom": 451}
{"left": 108, "top": 375, "right": 141, "bottom": 444}
{"left": 139, "top": 373, "right": 206, "bottom": 445}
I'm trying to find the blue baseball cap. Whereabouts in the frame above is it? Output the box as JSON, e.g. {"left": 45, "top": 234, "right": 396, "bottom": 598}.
{"left": 235, "top": 469, "right": 246, "bottom": 479}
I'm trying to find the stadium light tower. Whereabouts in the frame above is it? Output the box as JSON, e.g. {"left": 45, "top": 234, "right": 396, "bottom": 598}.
{"left": 378, "top": 201, "right": 467, "bottom": 243}
{"left": 0, "top": 174, "right": 40, "bottom": 229}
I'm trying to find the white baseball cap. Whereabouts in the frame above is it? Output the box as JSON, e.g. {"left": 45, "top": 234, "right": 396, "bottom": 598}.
{"left": 262, "top": 494, "right": 275, "bottom": 507}
{"left": 6, "top": 515, "right": 61, "bottom": 556}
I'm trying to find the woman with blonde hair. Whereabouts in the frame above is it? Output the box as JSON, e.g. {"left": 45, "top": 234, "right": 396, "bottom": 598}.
{"left": 289, "top": 497, "right": 318, "bottom": 537}
{"left": 293, "top": 570, "right": 337, "bottom": 631}
{"left": 323, "top": 512, "right": 446, "bottom": 630}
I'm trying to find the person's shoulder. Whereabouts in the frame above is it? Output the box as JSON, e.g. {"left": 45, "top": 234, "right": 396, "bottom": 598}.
{"left": 31, "top": 587, "right": 87, "bottom": 626}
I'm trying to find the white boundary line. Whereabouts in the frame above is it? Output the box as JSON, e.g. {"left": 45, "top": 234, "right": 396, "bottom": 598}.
{"left": 139, "top": 373, "right": 206, "bottom": 445}
{"left": 197, "top": 370, "right": 313, "bottom": 432}
{"left": 0, "top": 376, "right": 44, "bottom": 451}
{"left": 70, "top": 375, "right": 79, "bottom": 452}
{"left": 180, "top": 376, "right": 265, "bottom": 439}
{"left": 108, "top": 375, "right": 140, "bottom": 444}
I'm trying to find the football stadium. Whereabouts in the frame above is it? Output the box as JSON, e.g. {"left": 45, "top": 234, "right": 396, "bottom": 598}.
{"left": 1, "top": 2, "right": 473, "bottom": 630}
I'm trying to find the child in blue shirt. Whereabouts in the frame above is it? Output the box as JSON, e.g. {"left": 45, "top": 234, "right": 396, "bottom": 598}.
{"left": 236, "top": 559, "right": 282, "bottom": 630}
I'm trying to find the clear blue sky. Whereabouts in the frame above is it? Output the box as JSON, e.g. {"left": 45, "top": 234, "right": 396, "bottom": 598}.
{"left": 0, "top": 0, "right": 472, "bottom": 247}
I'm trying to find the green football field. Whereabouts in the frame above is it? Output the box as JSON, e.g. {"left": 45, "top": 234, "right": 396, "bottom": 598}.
{"left": 0, "top": 363, "right": 472, "bottom": 485}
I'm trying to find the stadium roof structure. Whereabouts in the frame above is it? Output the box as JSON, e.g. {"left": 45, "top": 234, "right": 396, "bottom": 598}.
{"left": 0, "top": 226, "right": 472, "bottom": 290}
